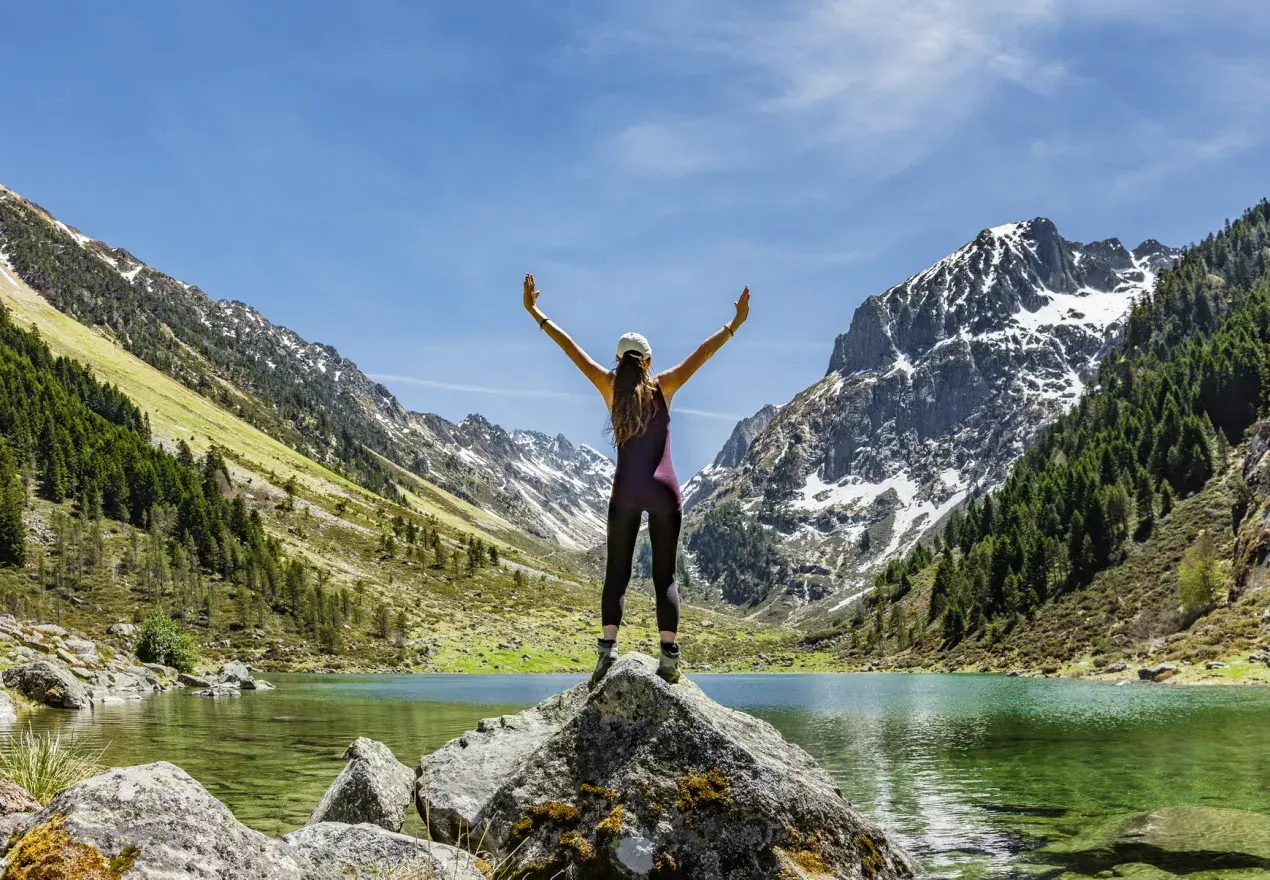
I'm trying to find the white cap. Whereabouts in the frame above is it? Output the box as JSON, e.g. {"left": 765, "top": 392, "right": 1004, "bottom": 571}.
{"left": 617, "top": 332, "right": 652, "bottom": 360}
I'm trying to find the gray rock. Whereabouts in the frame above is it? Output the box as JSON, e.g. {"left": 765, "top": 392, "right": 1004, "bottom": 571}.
{"left": 178, "top": 672, "right": 212, "bottom": 688}
{"left": 1138, "top": 663, "right": 1178, "bottom": 682}
{"left": 63, "top": 637, "right": 97, "bottom": 659}
{"left": 1102, "top": 660, "right": 1132, "bottom": 673}
{"left": 2, "top": 660, "right": 90, "bottom": 709}
{"left": 417, "top": 674, "right": 591, "bottom": 844}
{"left": 0, "top": 689, "right": 16, "bottom": 724}
{"left": 218, "top": 659, "right": 253, "bottom": 685}
{"left": 106, "top": 623, "right": 136, "bottom": 637}
{"left": 1042, "top": 805, "right": 1270, "bottom": 872}
{"left": 0, "top": 781, "right": 39, "bottom": 816}
{"left": 1205, "top": 661, "right": 1229, "bottom": 670}
{"left": 8, "top": 762, "right": 311, "bottom": 878}
{"left": 142, "top": 662, "right": 177, "bottom": 680}
{"left": 283, "top": 822, "right": 483, "bottom": 879}
{"left": 310, "top": 738, "right": 414, "bottom": 832}
{"left": 416, "top": 653, "right": 919, "bottom": 879}
{"left": 31, "top": 624, "right": 66, "bottom": 637}
{"left": 193, "top": 685, "right": 241, "bottom": 698}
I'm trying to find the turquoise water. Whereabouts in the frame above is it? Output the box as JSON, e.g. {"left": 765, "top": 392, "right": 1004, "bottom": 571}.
{"left": 12, "top": 673, "right": 1270, "bottom": 877}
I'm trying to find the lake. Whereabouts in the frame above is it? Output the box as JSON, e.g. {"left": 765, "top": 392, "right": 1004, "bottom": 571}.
{"left": 11, "top": 672, "right": 1270, "bottom": 878}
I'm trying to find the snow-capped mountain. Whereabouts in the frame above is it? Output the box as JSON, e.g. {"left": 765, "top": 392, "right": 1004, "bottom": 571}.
{"left": 0, "top": 183, "right": 614, "bottom": 548}
{"left": 684, "top": 218, "right": 1181, "bottom": 617}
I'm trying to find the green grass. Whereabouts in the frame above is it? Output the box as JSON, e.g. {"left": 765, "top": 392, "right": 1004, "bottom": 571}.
{"left": 0, "top": 724, "right": 106, "bottom": 805}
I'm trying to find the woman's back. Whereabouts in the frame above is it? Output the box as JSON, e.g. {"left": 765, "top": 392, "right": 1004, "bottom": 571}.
{"left": 612, "top": 384, "right": 680, "bottom": 513}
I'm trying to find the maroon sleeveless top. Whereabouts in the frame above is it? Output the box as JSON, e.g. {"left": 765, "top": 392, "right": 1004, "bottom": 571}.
{"left": 612, "top": 384, "right": 681, "bottom": 512}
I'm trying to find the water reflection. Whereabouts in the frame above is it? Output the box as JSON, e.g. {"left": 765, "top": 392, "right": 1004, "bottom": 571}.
{"left": 7, "top": 672, "right": 1270, "bottom": 878}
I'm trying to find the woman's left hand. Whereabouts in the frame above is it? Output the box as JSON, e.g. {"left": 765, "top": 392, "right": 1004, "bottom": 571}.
{"left": 732, "top": 286, "right": 750, "bottom": 327}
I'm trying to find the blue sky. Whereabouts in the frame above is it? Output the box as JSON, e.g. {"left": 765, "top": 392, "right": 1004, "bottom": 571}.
{"left": 3, "top": 1, "right": 1270, "bottom": 477}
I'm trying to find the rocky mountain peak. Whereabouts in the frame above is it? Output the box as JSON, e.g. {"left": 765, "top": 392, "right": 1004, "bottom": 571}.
{"left": 687, "top": 219, "right": 1180, "bottom": 621}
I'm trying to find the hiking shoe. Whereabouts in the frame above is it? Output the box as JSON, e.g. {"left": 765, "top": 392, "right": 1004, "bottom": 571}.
{"left": 590, "top": 639, "right": 618, "bottom": 686}
{"left": 657, "top": 643, "right": 681, "bottom": 684}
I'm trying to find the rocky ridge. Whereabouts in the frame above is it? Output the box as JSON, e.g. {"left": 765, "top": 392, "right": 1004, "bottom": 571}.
{"left": 0, "top": 184, "right": 614, "bottom": 548}
{"left": 685, "top": 219, "right": 1181, "bottom": 619}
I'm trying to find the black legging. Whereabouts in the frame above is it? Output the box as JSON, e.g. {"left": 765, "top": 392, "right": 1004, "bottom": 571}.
{"left": 601, "top": 504, "right": 682, "bottom": 633}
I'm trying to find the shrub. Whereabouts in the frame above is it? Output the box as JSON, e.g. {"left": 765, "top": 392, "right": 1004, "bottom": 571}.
{"left": 1178, "top": 531, "right": 1225, "bottom": 624}
{"left": 135, "top": 615, "right": 199, "bottom": 672}
{"left": 0, "top": 725, "right": 105, "bottom": 804}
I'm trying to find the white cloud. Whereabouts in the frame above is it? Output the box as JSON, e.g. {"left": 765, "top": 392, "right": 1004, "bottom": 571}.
{"left": 583, "top": 0, "right": 1068, "bottom": 178}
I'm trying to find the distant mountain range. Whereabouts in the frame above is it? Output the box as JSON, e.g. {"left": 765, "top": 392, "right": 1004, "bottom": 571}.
{"left": 682, "top": 218, "right": 1181, "bottom": 619}
{"left": 0, "top": 184, "right": 613, "bottom": 548}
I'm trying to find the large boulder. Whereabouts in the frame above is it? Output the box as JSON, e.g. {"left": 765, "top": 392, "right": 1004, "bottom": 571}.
{"left": 0, "top": 689, "right": 16, "bottom": 724}
{"left": 1, "top": 762, "right": 311, "bottom": 878}
{"left": 2, "top": 660, "right": 90, "bottom": 709}
{"left": 283, "top": 822, "right": 483, "bottom": 879}
{"left": 1138, "top": 663, "right": 1177, "bottom": 682}
{"left": 418, "top": 673, "right": 591, "bottom": 844}
{"left": 309, "top": 738, "right": 414, "bottom": 832}
{"left": 1041, "top": 806, "right": 1270, "bottom": 873}
{"left": 218, "top": 660, "right": 253, "bottom": 686}
{"left": 416, "top": 653, "right": 920, "bottom": 879}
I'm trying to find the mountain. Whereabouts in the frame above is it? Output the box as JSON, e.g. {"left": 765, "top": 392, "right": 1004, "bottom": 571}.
{"left": 683, "top": 218, "right": 1181, "bottom": 618}
{"left": 0, "top": 184, "right": 613, "bottom": 548}
{"left": 681, "top": 404, "right": 780, "bottom": 512}
{"left": 812, "top": 199, "right": 1270, "bottom": 681}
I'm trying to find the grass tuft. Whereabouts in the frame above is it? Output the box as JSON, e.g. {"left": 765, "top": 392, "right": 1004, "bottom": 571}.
{"left": 0, "top": 724, "right": 106, "bottom": 805}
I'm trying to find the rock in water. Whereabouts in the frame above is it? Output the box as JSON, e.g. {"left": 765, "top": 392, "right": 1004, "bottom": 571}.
{"left": 309, "top": 738, "right": 414, "bottom": 832}
{"left": 218, "top": 659, "right": 253, "bottom": 686}
{"left": 1041, "top": 806, "right": 1270, "bottom": 873}
{"left": 0, "top": 689, "right": 17, "bottom": 724}
{"left": 5, "top": 762, "right": 310, "bottom": 878}
{"left": 2, "top": 660, "right": 90, "bottom": 709}
{"left": 415, "top": 653, "right": 920, "bottom": 879}
{"left": 284, "top": 822, "right": 483, "bottom": 879}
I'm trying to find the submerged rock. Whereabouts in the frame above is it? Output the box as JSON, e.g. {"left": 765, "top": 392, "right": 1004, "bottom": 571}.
{"left": 2, "top": 660, "right": 89, "bottom": 709}
{"left": 284, "top": 821, "right": 483, "bottom": 879}
{"left": 1042, "top": 805, "right": 1270, "bottom": 873}
{"left": 309, "top": 738, "right": 414, "bottom": 832}
{"left": 415, "top": 653, "right": 920, "bottom": 879}
{"left": 0, "top": 690, "right": 16, "bottom": 724}
{"left": 3, "top": 762, "right": 311, "bottom": 878}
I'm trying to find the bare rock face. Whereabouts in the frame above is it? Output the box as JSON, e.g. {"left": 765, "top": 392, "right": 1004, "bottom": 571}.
{"left": 284, "top": 822, "right": 484, "bottom": 879}
{"left": 2, "top": 660, "right": 89, "bottom": 709}
{"left": 0, "top": 762, "right": 311, "bottom": 878}
{"left": 416, "top": 654, "right": 920, "bottom": 879}
{"left": 309, "top": 738, "right": 414, "bottom": 832}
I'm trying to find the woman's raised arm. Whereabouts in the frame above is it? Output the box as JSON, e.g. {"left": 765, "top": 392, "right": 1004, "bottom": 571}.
{"left": 658, "top": 286, "right": 749, "bottom": 404}
{"left": 524, "top": 274, "right": 612, "bottom": 405}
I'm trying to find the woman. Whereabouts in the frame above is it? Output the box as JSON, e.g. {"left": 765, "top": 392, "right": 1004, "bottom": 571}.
{"left": 523, "top": 273, "right": 749, "bottom": 685}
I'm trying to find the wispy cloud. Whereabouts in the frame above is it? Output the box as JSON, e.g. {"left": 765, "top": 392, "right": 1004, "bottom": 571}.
{"left": 581, "top": 0, "right": 1067, "bottom": 180}
{"left": 370, "top": 373, "right": 742, "bottom": 420}
{"left": 370, "top": 373, "right": 592, "bottom": 400}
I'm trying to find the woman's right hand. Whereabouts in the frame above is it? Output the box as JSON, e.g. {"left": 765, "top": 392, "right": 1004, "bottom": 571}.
{"left": 523, "top": 274, "right": 540, "bottom": 312}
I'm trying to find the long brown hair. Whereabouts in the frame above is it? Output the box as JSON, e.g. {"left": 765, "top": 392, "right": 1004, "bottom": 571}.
{"left": 609, "top": 351, "right": 659, "bottom": 447}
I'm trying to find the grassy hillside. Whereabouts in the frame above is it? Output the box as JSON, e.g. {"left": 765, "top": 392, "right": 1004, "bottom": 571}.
{"left": 0, "top": 259, "right": 802, "bottom": 673}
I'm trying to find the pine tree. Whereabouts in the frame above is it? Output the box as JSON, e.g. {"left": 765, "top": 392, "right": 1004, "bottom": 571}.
{"left": 0, "top": 442, "right": 26, "bottom": 567}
